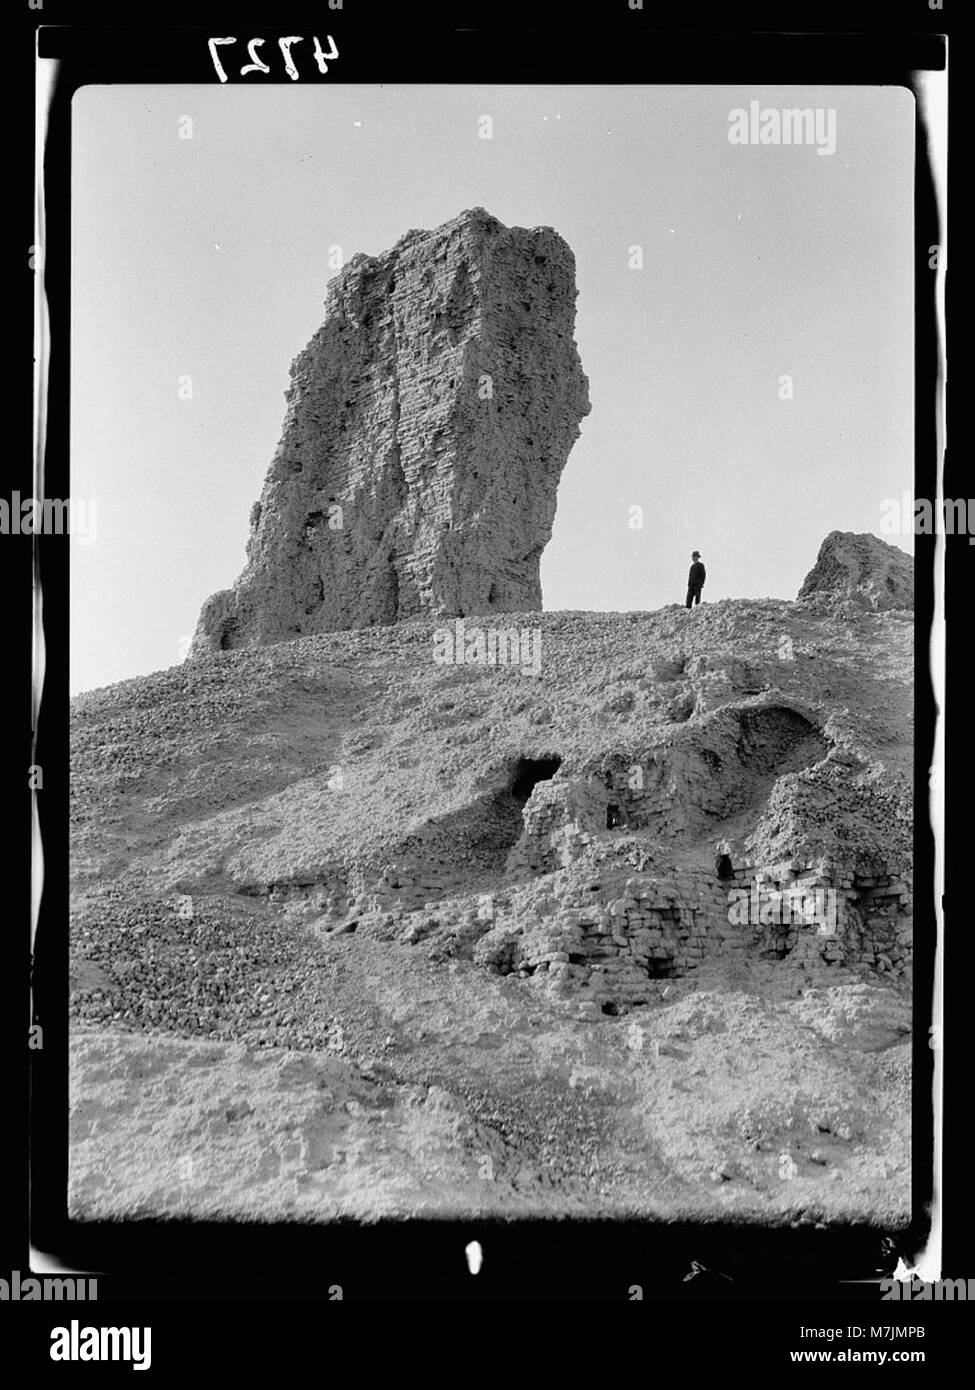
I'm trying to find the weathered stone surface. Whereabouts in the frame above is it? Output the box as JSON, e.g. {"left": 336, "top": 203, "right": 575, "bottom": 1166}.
{"left": 72, "top": 584, "right": 913, "bottom": 1223}
{"left": 191, "top": 207, "right": 590, "bottom": 655}
{"left": 797, "top": 531, "right": 913, "bottom": 611}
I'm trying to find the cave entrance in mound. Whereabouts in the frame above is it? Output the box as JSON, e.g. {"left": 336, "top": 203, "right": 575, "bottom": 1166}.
{"left": 456, "top": 756, "right": 565, "bottom": 876}
{"left": 510, "top": 756, "right": 562, "bottom": 805}
{"left": 716, "top": 854, "right": 734, "bottom": 882}
{"left": 735, "top": 706, "right": 828, "bottom": 779}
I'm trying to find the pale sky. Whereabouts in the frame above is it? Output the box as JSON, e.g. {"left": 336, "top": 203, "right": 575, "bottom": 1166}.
{"left": 70, "top": 84, "right": 914, "bottom": 694}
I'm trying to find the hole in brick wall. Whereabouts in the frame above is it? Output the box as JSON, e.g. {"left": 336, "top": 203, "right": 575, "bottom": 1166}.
{"left": 716, "top": 854, "right": 734, "bottom": 882}
{"left": 759, "top": 943, "right": 789, "bottom": 961}
{"left": 647, "top": 959, "right": 676, "bottom": 979}
{"left": 509, "top": 756, "right": 562, "bottom": 805}
{"left": 606, "top": 804, "right": 624, "bottom": 829}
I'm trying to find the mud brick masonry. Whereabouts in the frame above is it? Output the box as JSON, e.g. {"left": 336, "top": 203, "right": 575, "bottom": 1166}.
{"left": 192, "top": 208, "right": 590, "bottom": 654}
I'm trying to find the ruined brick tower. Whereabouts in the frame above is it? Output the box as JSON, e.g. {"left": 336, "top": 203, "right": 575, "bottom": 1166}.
{"left": 191, "top": 207, "right": 591, "bottom": 655}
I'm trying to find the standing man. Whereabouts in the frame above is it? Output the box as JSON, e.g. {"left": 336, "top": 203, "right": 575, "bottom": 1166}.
{"left": 685, "top": 551, "right": 706, "bottom": 609}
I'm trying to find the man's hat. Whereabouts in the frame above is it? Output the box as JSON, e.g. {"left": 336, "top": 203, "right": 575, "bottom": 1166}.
{"left": 691, "top": 551, "right": 700, "bottom": 559}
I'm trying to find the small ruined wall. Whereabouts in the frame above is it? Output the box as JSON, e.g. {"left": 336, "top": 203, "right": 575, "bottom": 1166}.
{"left": 467, "top": 852, "right": 912, "bottom": 1013}
{"left": 504, "top": 778, "right": 609, "bottom": 876}
{"left": 845, "top": 871, "right": 914, "bottom": 976}
{"left": 472, "top": 870, "right": 736, "bottom": 1011}
{"left": 720, "top": 858, "right": 912, "bottom": 979}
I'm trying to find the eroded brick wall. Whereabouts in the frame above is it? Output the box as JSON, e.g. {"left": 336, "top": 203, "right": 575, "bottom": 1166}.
{"left": 191, "top": 208, "right": 590, "bottom": 655}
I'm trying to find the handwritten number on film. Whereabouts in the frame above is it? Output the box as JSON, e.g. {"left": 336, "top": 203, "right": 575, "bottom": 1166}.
{"left": 208, "top": 36, "right": 339, "bottom": 83}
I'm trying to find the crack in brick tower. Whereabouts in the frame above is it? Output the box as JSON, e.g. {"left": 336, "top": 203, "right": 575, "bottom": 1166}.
{"left": 191, "top": 207, "right": 591, "bottom": 654}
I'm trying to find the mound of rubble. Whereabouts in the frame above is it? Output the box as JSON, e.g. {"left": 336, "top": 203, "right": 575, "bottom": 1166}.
{"left": 798, "top": 530, "right": 913, "bottom": 612}
{"left": 69, "top": 536, "right": 913, "bottom": 1223}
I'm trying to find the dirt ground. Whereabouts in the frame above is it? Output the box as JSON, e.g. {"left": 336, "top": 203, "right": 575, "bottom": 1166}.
{"left": 69, "top": 596, "right": 913, "bottom": 1225}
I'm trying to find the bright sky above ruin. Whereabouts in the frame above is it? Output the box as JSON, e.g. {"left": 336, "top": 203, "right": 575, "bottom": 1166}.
{"left": 70, "top": 83, "right": 914, "bottom": 693}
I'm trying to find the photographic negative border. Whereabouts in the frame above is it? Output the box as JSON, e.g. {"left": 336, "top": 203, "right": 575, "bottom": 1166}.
{"left": 22, "top": 4, "right": 952, "bottom": 1311}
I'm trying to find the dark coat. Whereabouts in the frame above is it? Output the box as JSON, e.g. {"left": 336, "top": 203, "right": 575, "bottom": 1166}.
{"left": 688, "top": 560, "right": 706, "bottom": 589}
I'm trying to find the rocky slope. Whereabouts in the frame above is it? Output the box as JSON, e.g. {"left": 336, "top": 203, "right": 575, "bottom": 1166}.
{"left": 70, "top": 540, "right": 913, "bottom": 1225}
{"left": 191, "top": 208, "right": 590, "bottom": 655}
{"left": 798, "top": 530, "right": 914, "bottom": 611}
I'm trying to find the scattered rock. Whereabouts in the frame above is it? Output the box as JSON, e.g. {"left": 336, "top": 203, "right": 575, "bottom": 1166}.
{"left": 798, "top": 531, "right": 912, "bottom": 611}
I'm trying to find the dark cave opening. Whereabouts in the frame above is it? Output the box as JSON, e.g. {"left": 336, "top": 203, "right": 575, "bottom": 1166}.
{"left": 509, "top": 756, "right": 562, "bottom": 805}
{"left": 716, "top": 854, "right": 734, "bottom": 882}
{"left": 647, "top": 960, "right": 676, "bottom": 979}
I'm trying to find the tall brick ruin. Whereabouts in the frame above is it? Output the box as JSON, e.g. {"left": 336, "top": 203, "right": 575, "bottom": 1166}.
{"left": 191, "top": 207, "right": 591, "bottom": 655}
